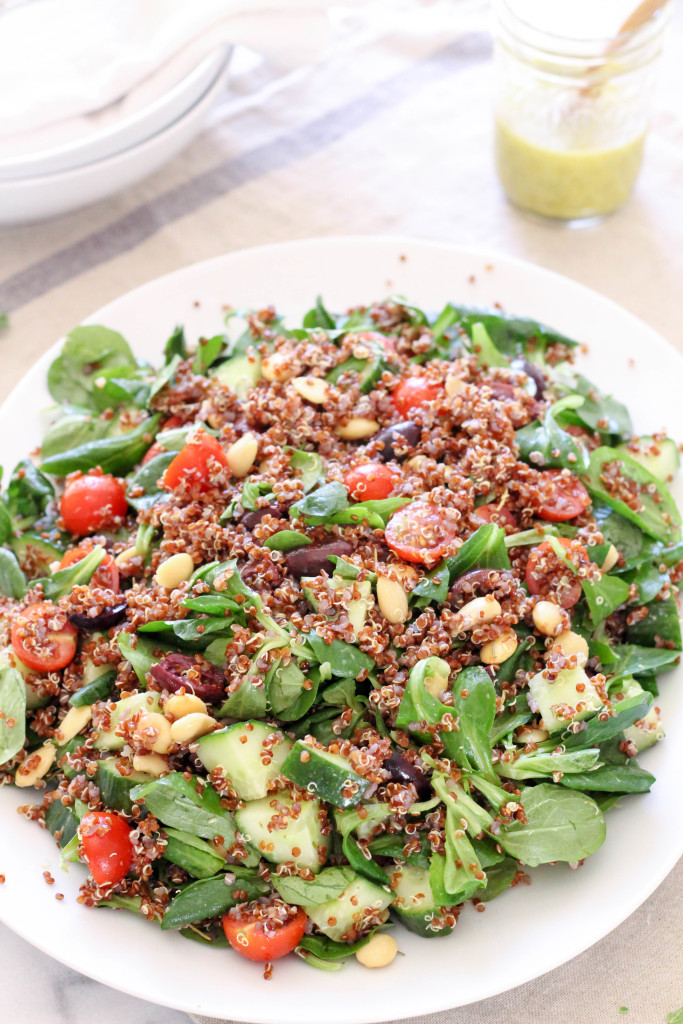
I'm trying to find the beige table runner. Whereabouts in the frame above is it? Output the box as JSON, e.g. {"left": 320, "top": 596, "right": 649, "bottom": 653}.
{"left": 1, "top": 3, "right": 682, "bottom": 1022}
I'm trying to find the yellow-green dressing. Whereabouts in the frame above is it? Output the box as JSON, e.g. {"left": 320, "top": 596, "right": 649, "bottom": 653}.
{"left": 495, "top": 119, "right": 645, "bottom": 221}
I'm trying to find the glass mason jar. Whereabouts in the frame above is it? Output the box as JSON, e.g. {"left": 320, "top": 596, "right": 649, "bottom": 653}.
{"left": 492, "top": 0, "right": 670, "bottom": 222}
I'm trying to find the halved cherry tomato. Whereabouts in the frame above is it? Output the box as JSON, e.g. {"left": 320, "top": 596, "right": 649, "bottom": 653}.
{"left": 142, "top": 416, "right": 183, "bottom": 464}
{"left": 532, "top": 470, "right": 591, "bottom": 522}
{"left": 392, "top": 378, "right": 442, "bottom": 417}
{"left": 11, "top": 601, "right": 78, "bottom": 672}
{"left": 60, "top": 472, "right": 128, "bottom": 536}
{"left": 525, "top": 538, "right": 590, "bottom": 609}
{"left": 222, "top": 903, "right": 307, "bottom": 962}
{"left": 385, "top": 500, "right": 460, "bottom": 565}
{"left": 343, "top": 463, "right": 398, "bottom": 501}
{"left": 162, "top": 431, "right": 227, "bottom": 491}
{"left": 60, "top": 546, "right": 120, "bottom": 592}
{"left": 471, "top": 503, "right": 517, "bottom": 530}
{"left": 79, "top": 811, "right": 133, "bottom": 887}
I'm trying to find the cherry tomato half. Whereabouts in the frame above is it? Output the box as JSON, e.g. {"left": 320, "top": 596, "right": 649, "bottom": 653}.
{"left": 79, "top": 811, "right": 133, "bottom": 888}
{"left": 392, "top": 378, "right": 442, "bottom": 417}
{"left": 385, "top": 500, "right": 460, "bottom": 566}
{"left": 60, "top": 472, "right": 128, "bottom": 536}
{"left": 11, "top": 601, "right": 78, "bottom": 672}
{"left": 471, "top": 503, "right": 517, "bottom": 530}
{"left": 60, "top": 546, "right": 120, "bottom": 592}
{"left": 525, "top": 538, "right": 590, "bottom": 609}
{"left": 532, "top": 470, "right": 591, "bottom": 522}
{"left": 162, "top": 432, "right": 227, "bottom": 491}
{"left": 222, "top": 904, "right": 307, "bottom": 962}
{"left": 343, "top": 463, "right": 398, "bottom": 501}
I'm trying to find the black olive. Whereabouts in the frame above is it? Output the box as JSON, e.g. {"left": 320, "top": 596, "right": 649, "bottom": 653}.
{"left": 149, "top": 653, "right": 226, "bottom": 703}
{"left": 68, "top": 602, "right": 127, "bottom": 632}
{"left": 241, "top": 503, "right": 288, "bottom": 530}
{"left": 285, "top": 541, "right": 353, "bottom": 579}
{"left": 374, "top": 421, "right": 421, "bottom": 462}
{"left": 510, "top": 357, "right": 547, "bottom": 398}
{"left": 382, "top": 752, "right": 431, "bottom": 800}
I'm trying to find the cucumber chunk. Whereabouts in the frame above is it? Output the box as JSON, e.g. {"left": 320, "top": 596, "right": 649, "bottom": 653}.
{"left": 162, "top": 828, "right": 226, "bottom": 879}
{"left": 93, "top": 691, "right": 161, "bottom": 750}
{"left": 619, "top": 678, "right": 664, "bottom": 752}
{"left": 389, "top": 863, "right": 454, "bottom": 937}
{"left": 282, "top": 740, "right": 371, "bottom": 808}
{"left": 69, "top": 669, "right": 117, "bottom": 708}
{"left": 196, "top": 721, "right": 292, "bottom": 801}
{"left": 617, "top": 436, "right": 680, "bottom": 483}
{"left": 10, "top": 533, "right": 64, "bottom": 578}
{"left": 234, "top": 790, "right": 330, "bottom": 873}
{"left": 303, "top": 872, "right": 392, "bottom": 942}
{"left": 211, "top": 353, "right": 262, "bottom": 398}
{"left": 96, "top": 756, "right": 157, "bottom": 812}
{"left": 528, "top": 666, "right": 602, "bottom": 733}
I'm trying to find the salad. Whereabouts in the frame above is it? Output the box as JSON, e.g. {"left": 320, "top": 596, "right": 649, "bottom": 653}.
{"left": 0, "top": 296, "right": 681, "bottom": 975}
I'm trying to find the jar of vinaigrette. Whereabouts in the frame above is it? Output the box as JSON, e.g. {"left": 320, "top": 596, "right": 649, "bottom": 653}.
{"left": 492, "top": 0, "right": 670, "bottom": 222}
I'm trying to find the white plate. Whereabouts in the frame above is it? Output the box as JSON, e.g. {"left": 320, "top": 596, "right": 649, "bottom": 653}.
{"left": 0, "top": 46, "right": 231, "bottom": 182}
{"left": 0, "top": 47, "right": 231, "bottom": 225}
{"left": 1, "top": 237, "right": 681, "bottom": 1023}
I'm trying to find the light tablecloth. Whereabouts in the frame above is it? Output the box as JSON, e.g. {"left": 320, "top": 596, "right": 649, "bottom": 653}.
{"left": 1, "top": 2, "right": 682, "bottom": 1022}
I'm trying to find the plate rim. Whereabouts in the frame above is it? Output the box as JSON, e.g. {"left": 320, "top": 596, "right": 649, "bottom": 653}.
{"left": 1, "top": 234, "right": 681, "bottom": 1022}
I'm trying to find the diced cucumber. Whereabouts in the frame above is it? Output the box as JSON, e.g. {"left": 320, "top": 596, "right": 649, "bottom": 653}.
{"left": 528, "top": 666, "right": 602, "bottom": 733}
{"left": 234, "top": 790, "right": 330, "bottom": 873}
{"left": 617, "top": 436, "right": 680, "bottom": 483}
{"left": 389, "top": 863, "right": 454, "bottom": 937}
{"left": 619, "top": 678, "right": 664, "bottom": 752}
{"left": 10, "top": 533, "right": 64, "bottom": 578}
{"left": 81, "top": 634, "right": 114, "bottom": 685}
{"left": 211, "top": 352, "right": 262, "bottom": 398}
{"left": 93, "top": 691, "right": 161, "bottom": 750}
{"left": 162, "top": 828, "right": 226, "bottom": 879}
{"left": 196, "top": 721, "right": 292, "bottom": 801}
{"left": 303, "top": 872, "right": 391, "bottom": 942}
{"left": 282, "top": 740, "right": 371, "bottom": 809}
{"left": 55, "top": 734, "right": 87, "bottom": 781}
{"left": 96, "top": 756, "right": 157, "bottom": 812}
{"left": 69, "top": 669, "right": 117, "bottom": 708}
{"left": 44, "top": 799, "right": 79, "bottom": 849}
{"left": 301, "top": 577, "right": 371, "bottom": 639}
{"left": 0, "top": 647, "right": 49, "bottom": 709}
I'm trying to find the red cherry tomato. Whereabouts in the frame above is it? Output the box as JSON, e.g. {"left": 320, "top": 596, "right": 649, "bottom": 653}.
{"left": 59, "top": 546, "right": 120, "bottom": 592}
{"left": 79, "top": 811, "right": 133, "bottom": 887}
{"left": 525, "top": 538, "right": 589, "bottom": 609}
{"left": 392, "top": 378, "right": 442, "bottom": 417}
{"left": 532, "top": 470, "right": 591, "bottom": 522}
{"left": 162, "top": 432, "right": 227, "bottom": 491}
{"left": 471, "top": 503, "right": 517, "bottom": 530}
{"left": 385, "top": 500, "right": 460, "bottom": 566}
{"left": 60, "top": 472, "right": 128, "bottom": 536}
{"left": 142, "top": 416, "right": 184, "bottom": 464}
{"left": 11, "top": 601, "right": 78, "bottom": 672}
{"left": 343, "top": 463, "right": 398, "bottom": 501}
{"left": 222, "top": 904, "right": 307, "bottom": 962}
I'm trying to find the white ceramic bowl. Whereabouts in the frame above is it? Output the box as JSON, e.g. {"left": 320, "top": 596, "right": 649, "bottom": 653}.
{"left": 0, "top": 46, "right": 231, "bottom": 225}
{"left": 0, "top": 46, "right": 231, "bottom": 183}
{"left": 0, "top": 238, "right": 681, "bottom": 1022}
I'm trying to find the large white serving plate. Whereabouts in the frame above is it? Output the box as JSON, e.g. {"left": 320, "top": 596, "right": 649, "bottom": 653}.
{"left": 0, "top": 237, "right": 681, "bottom": 1023}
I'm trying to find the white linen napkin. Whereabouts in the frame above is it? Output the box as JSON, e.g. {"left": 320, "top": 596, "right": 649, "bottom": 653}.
{"left": 0, "top": 0, "right": 337, "bottom": 159}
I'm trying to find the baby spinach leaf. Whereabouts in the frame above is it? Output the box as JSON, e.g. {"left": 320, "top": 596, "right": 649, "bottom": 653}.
{"left": 322, "top": 677, "right": 356, "bottom": 706}
{"left": 131, "top": 773, "right": 239, "bottom": 845}
{"left": 297, "top": 933, "right": 371, "bottom": 961}
{"left": 496, "top": 748, "right": 601, "bottom": 780}
{"left": 38, "top": 545, "right": 105, "bottom": 600}
{"left": 444, "top": 666, "right": 497, "bottom": 778}
{"left": 266, "top": 661, "right": 306, "bottom": 716}
{"left": 161, "top": 869, "right": 269, "bottom": 930}
{"left": 162, "top": 829, "right": 227, "bottom": 879}
{"left": 605, "top": 644, "right": 680, "bottom": 679}
{"left": 41, "top": 415, "right": 161, "bottom": 476}
{"left": 592, "top": 504, "right": 648, "bottom": 567}
{"left": 47, "top": 326, "right": 136, "bottom": 410}
{"left": 240, "top": 479, "right": 273, "bottom": 511}
{"left": 341, "top": 833, "right": 389, "bottom": 885}
{"left": 622, "top": 562, "right": 668, "bottom": 604}
{"left": 0, "top": 666, "right": 26, "bottom": 765}
{"left": 627, "top": 596, "right": 682, "bottom": 650}
{"left": 303, "top": 296, "right": 336, "bottom": 330}
{"left": 7, "top": 460, "right": 55, "bottom": 528}
{"left": 306, "top": 632, "right": 374, "bottom": 678}
{"left": 192, "top": 335, "right": 227, "bottom": 374}
{"left": 490, "top": 690, "right": 533, "bottom": 745}
{"left": 273, "top": 867, "right": 355, "bottom": 906}
{"left": 561, "top": 691, "right": 653, "bottom": 750}
{"left": 117, "top": 632, "right": 176, "bottom": 686}
{"left": 498, "top": 785, "right": 605, "bottom": 866}
{"left": 556, "top": 371, "right": 632, "bottom": 441}
{"left": 285, "top": 448, "right": 325, "bottom": 493}
{"left": 126, "top": 452, "right": 174, "bottom": 511}
{"left": 469, "top": 322, "right": 507, "bottom": 369}
{"left": 164, "top": 325, "right": 187, "bottom": 362}
{"left": 581, "top": 574, "right": 631, "bottom": 626}
{"left": 0, "top": 549, "right": 27, "bottom": 599}
{"left": 412, "top": 524, "right": 510, "bottom": 608}
{"left": 329, "top": 496, "right": 411, "bottom": 529}
{"left": 585, "top": 447, "right": 681, "bottom": 543}
{"left": 516, "top": 396, "right": 589, "bottom": 473}
{"left": 478, "top": 857, "right": 519, "bottom": 902}
{"left": 41, "top": 411, "right": 112, "bottom": 460}
{"left": 395, "top": 656, "right": 452, "bottom": 733}
{"left": 451, "top": 306, "right": 576, "bottom": 359}
{"left": 264, "top": 531, "right": 312, "bottom": 552}
{"left": 560, "top": 763, "right": 655, "bottom": 793}
{"left": 291, "top": 481, "right": 349, "bottom": 522}
{"left": 217, "top": 679, "right": 267, "bottom": 720}
{"left": 149, "top": 354, "right": 181, "bottom": 401}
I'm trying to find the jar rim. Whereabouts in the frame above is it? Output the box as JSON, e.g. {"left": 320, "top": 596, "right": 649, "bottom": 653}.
{"left": 492, "top": 0, "right": 670, "bottom": 61}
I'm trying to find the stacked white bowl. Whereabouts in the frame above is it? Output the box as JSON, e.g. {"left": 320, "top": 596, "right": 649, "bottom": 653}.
{"left": 0, "top": 36, "right": 232, "bottom": 225}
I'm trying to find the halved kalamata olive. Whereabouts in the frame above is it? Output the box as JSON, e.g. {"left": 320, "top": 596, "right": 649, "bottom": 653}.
{"left": 510, "top": 358, "right": 547, "bottom": 398}
{"left": 149, "top": 652, "right": 226, "bottom": 703}
{"left": 285, "top": 541, "right": 353, "bottom": 579}
{"left": 241, "top": 503, "right": 288, "bottom": 530}
{"left": 382, "top": 752, "right": 431, "bottom": 800}
{"left": 374, "top": 421, "right": 421, "bottom": 462}
{"left": 481, "top": 380, "right": 517, "bottom": 401}
{"left": 68, "top": 603, "right": 127, "bottom": 632}
{"left": 449, "top": 568, "right": 514, "bottom": 600}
